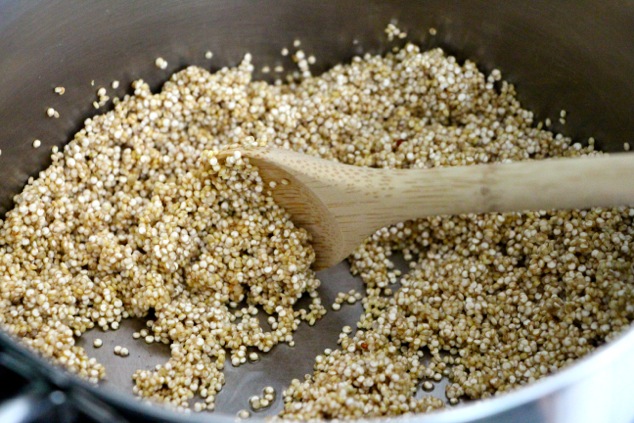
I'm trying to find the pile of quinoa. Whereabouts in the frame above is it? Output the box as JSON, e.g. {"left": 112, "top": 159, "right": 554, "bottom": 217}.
{"left": 0, "top": 41, "right": 633, "bottom": 418}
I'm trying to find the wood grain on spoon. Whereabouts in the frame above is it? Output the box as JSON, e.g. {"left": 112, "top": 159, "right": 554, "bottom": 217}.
{"left": 219, "top": 147, "right": 634, "bottom": 270}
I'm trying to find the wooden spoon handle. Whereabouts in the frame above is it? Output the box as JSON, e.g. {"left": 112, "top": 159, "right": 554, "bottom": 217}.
{"left": 367, "top": 154, "right": 634, "bottom": 224}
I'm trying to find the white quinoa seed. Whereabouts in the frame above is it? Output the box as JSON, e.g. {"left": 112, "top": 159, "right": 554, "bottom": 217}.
{"left": 32, "top": 139, "right": 41, "bottom": 149}
{"left": 155, "top": 57, "right": 168, "bottom": 69}
{"left": 46, "top": 107, "right": 59, "bottom": 118}
{"left": 385, "top": 23, "right": 407, "bottom": 41}
{"left": 249, "top": 396, "right": 261, "bottom": 410}
{"left": 93, "top": 338, "right": 103, "bottom": 348}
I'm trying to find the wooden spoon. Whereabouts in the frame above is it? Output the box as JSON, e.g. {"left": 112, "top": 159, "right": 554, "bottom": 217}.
{"left": 219, "top": 147, "right": 634, "bottom": 270}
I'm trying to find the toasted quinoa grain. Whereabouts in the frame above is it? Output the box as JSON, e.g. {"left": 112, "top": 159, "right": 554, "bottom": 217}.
{"left": 155, "top": 57, "right": 168, "bottom": 69}
{"left": 46, "top": 107, "right": 59, "bottom": 118}
{"left": 0, "top": 40, "right": 633, "bottom": 418}
{"left": 237, "top": 409, "right": 251, "bottom": 419}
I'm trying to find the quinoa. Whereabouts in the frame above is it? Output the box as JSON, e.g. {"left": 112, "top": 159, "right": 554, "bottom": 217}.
{"left": 155, "top": 57, "right": 168, "bottom": 70}
{"left": 46, "top": 107, "right": 59, "bottom": 118}
{"left": 0, "top": 41, "right": 633, "bottom": 418}
{"left": 249, "top": 385, "right": 276, "bottom": 412}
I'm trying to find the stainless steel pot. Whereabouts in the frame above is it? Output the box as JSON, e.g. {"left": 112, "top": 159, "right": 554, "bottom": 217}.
{"left": 0, "top": 1, "right": 633, "bottom": 422}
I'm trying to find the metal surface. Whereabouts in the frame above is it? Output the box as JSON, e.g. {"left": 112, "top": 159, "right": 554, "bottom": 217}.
{"left": 0, "top": 1, "right": 634, "bottom": 422}
{"left": 76, "top": 260, "right": 453, "bottom": 418}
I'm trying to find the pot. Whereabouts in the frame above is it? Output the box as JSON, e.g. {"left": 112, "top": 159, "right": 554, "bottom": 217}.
{"left": 0, "top": 1, "right": 633, "bottom": 422}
